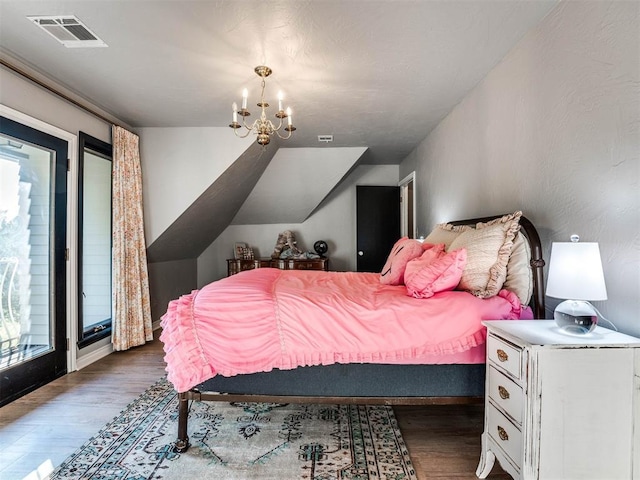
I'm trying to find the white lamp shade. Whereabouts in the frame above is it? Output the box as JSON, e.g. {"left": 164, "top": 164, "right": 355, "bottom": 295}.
{"left": 546, "top": 242, "right": 607, "bottom": 301}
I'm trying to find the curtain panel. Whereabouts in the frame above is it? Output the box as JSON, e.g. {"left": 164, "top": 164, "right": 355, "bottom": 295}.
{"left": 111, "top": 126, "right": 153, "bottom": 351}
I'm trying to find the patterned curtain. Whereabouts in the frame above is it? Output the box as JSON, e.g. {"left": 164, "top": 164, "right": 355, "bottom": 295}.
{"left": 111, "top": 126, "right": 153, "bottom": 351}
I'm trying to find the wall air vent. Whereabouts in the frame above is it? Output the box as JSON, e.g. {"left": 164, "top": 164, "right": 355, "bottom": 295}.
{"left": 27, "top": 15, "right": 107, "bottom": 48}
{"left": 318, "top": 135, "right": 333, "bottom": 143}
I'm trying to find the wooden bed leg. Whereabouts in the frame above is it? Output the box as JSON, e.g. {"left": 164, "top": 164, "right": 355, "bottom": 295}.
{"left": 173, "top": 392, "right": 190, "bottom": 453}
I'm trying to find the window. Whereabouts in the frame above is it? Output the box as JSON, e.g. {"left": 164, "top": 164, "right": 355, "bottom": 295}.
{"left": 77, "top": 133, "right": 112, "bottom": 348}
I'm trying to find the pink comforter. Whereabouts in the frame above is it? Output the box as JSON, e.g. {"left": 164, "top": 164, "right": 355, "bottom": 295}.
{"left": 160, "top": 268, "right": 524, "bottom": 392}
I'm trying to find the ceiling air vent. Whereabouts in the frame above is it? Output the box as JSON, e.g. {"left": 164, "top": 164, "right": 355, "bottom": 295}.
{"left": 27, "top": 15, "right": 107, "bottom": 48}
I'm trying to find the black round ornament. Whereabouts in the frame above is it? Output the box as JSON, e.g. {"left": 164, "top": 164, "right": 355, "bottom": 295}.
{"left": 313, "top": 240, "right": 328, "bottom": 256}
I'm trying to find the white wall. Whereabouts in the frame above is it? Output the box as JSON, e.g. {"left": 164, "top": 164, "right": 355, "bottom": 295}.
{"left": 400, "top": 1, "right": 639, "bottom": 336}
{"left": 198, "top": 164, "right": 399, "bottom": 286}
{"left": 138, "top": 127, "right": 254, "bottom": 244}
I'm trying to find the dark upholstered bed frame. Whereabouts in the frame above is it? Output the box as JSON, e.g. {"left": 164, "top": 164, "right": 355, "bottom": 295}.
{"left": 172, "top": 214, "right": 546, "bottom": 452}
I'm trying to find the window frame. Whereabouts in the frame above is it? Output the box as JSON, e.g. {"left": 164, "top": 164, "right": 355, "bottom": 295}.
{"left": 77, "top": 132, "right": 113, "bottom": 349}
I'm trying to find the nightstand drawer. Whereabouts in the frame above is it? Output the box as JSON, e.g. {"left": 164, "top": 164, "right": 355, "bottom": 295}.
{"left": 487, "top": 403, "right": 522, "bottom": 470}
{"left": 488, "top": 366, "right": 523, "bottom": 425}
{"left": 487, "top": 334, "right": 522, "bottom": 380}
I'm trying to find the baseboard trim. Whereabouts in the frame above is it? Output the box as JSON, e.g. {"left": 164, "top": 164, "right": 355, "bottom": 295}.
{"left": 75, "top": 322, "right": 161, "bottom": 371}
{"left": 76, "top": 343, "right": 114, "bottom": 370}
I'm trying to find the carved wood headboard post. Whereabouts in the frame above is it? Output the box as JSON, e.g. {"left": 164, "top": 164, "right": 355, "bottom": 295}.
{"left": 518, "top": 216, "right": 546, "bottom": 319}
{"left": 449, "top": 214, "right": 546, "bottom": 319}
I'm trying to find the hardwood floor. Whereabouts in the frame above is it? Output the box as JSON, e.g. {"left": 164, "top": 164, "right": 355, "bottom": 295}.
{"left": 0, "top": 334, "right": 509, "bottom": 480}
{"left": 0, "top": 334, "right": 167, "bottom": 480}
{"left": 395, "top": 405, "right": 509, "bottom": 479}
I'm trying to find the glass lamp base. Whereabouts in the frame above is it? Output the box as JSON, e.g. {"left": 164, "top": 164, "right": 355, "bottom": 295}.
{"left": 554, "top": 300, "right": 598, "bottom": 334}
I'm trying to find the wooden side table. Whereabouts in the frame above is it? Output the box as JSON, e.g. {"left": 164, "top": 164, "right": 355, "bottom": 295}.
{"left": 477, "top": 320, "right": 640, "bottom": 480}
{"left": 227, "top": 257, "right": 329, "bottom": 276}
{"left": 226, "top": 258, "right": 271, "bottom": 276}
{"left": 270, "top": 258, "right": 329, "bottom": 272}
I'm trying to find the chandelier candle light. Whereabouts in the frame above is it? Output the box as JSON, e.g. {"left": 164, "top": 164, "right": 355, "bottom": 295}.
{"left": 229, "top": 66, "right": 296, "bottom": 146}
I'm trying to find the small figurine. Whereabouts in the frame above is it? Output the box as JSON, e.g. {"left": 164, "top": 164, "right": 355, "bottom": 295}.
{"left": 271, "top": 230, "right": 303, "bottom": 259}
{"left": 271, "top": 230, "right": 320, "bottom": 259}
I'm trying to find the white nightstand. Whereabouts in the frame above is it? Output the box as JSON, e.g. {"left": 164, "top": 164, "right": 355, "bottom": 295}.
{"left": 476, "top": 320, "right": 640, "bottom": 480}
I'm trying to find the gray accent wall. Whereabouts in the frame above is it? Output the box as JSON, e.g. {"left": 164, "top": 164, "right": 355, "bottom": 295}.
{"left": 400, "top": 1, "right": 639, "bottom": 337}
{"left": 148, "top": 258, "right": 197, "bottom": 325}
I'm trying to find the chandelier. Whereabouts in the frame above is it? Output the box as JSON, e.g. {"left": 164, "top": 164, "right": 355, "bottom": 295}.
{"left": 229, "top": 66, "right": 296, "bottom": 146}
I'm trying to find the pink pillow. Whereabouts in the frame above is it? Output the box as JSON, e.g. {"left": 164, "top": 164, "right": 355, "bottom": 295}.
{"left": 416, "top": 242, "right": 446, "bottom": 264}
{"left": 405, "top": 248, "right": 468, "bottom": 298}
{"left": 380, "top": 237, "right": 425, "bottom": 285}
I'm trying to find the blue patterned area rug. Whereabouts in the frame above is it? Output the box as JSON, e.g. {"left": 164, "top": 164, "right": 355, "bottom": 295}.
{"left": 49, "top": 378, "right": 417, "bottom": 480}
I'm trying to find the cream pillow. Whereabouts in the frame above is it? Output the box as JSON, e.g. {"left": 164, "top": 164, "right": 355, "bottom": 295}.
{"left": 449, "top": 211, "right": 522, "bottom": 298}
{"left": 475, "top": 212, "right": 531, "bottom": 304}
{"left": 503, "top": 232, "right": 533, "bottom": 306}
{"left": 424, "top": 222, "right": 468, "bottom": 249}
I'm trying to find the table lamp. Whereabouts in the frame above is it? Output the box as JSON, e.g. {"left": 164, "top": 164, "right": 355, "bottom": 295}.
{"left": 545, "top": 237, "right": 607, "bottom": 334}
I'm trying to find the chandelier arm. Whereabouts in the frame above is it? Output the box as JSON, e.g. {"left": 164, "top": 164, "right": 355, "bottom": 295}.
{"left": 241, "top": 115, "right": 260, "bottom": 133}
{"left": 273, "top": 128, "right": 293, "bottom": 140}
{"left": 234, "top": 125, "right": 254, "bottom": 139}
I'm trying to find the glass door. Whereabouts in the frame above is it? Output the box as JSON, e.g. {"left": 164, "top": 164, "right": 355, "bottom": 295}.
{"left": 0, "top": 116, "right": 68, "bottom": 406}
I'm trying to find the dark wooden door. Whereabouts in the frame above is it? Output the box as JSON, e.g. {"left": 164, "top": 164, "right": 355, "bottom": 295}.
{"left": 356, "top": 186, "right": 400, "bottom": 272}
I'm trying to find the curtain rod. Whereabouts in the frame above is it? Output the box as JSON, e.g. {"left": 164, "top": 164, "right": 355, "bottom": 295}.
{"left": 0, "top": 57, "right": 124, "bottom": 128}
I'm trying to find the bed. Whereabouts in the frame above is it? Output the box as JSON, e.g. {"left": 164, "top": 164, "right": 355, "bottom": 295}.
{"left": 160, "top": 212, "right": 545, "bottom": 452}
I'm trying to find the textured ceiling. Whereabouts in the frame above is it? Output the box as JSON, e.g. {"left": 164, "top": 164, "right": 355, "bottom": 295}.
{"left": 0, "top": 0, "right": 558, "bottom": 164}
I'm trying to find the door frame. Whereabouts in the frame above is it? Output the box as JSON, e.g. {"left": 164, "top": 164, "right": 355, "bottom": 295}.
{"left": 399, "top": 171, "right": 416, "bottom": 239}
{"left": 0, "top": 104, "right": 78, "bottom": 373}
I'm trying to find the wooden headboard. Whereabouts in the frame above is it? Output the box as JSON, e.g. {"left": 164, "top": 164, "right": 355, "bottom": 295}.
{"left": 449, "top": 214, "right": 546, "bottom": 319}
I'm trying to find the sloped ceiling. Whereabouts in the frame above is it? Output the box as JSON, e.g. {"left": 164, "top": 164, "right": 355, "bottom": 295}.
{"left": 146, "top": 141, "right": 276, "bottom": 263}
{"left": 232, "top": 147, "right": 367, "bottom": 225}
